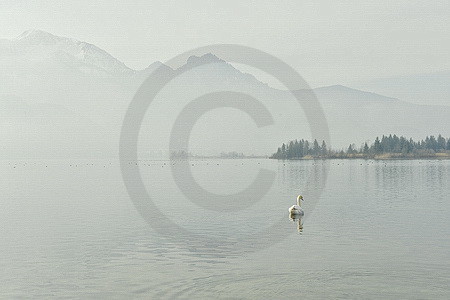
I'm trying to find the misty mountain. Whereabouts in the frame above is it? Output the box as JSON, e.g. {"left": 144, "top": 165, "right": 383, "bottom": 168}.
{"left": 353, "top": 70, "right": 450, "bottom": 107}
{"left": 13, "top": 29, "right": 134, "bottom": 76}
{"left": 0, "top": 30, "right": 449, "bottom": 158}
{"left": 311, "top": 85, "right": 450, "bottom": 147}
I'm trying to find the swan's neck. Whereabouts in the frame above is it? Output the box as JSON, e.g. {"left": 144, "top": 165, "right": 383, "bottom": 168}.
{"left": 297, "top": 199, "right": 302, "bottom": 207}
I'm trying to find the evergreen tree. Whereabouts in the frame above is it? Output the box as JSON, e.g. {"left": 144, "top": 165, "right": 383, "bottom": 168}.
{"left": 363, "top": 142, "right": 369, "bottom": 154}
{"left": 347, "top": 144, "right": 355, "bottom": 154}
{"left": 271, "top": 134, "right": 449, "bottom": 159}
{"left": 274, "top": 147, "right": 282, "bottom": 158}
{"left": 304, "top": 140, "right": 310, "bottom": 156}
{"left": 313, "top": 139, "right": 320, "bottom": 156}
{"left": 287, "top": 141, "right": 295, "bottom": 159}
{"left": 374, "top": 137, "right": 382, "bottom": 154}
{"left": 426, "top": 136, "right": 438, "bottom": 151}
{"left": 298, "top": 140, "right": 304, "bottom": 157}
{"left": 321, "top": 140, "right": 328, "bottom": 156}
{"left": 437, "top": 135, "right": 446, "bottom": 150}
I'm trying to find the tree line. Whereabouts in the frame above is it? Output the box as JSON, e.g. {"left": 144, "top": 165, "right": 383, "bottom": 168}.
{"left": 270, "top": 134, "right": 450, "bottom": 159}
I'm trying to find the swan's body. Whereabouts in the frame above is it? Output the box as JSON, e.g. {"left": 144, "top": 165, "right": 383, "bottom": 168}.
{"left": 288, "top": 204, "right": 304, "bottom": 216}
{"left": 288, "top": 195, "right": 304, "bottom": 216}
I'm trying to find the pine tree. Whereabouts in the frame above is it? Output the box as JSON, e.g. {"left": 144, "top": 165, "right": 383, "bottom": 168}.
{"left": 374, "top": 137, "right": 382, "bottom": 154}
{"left": 313, "top": 139, "right": 320, "bottom": 156}
{"left": 437, "top": 135, "right": 446, "bottom": 151}
{"left": 304, "top": 140, "right": 310, "bottom": 156}
{"left": 321, "top": 140, "right": 328, "bottom": 156}
{"left": 298, "top": 140, "right": 304, "bottom": 157}
{"left": 287, "top": 141, "right": 295, "bottom": 159}
{"left": 363, "top": 142, "right": 369, "bottom": 154}
{"left": 271, "top": 134, "right": 449, "bottom": 159}
{"left": 347, "top": 144, "right": 354, "bottom": 154}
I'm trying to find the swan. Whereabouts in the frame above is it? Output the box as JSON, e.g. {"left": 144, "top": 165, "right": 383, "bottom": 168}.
{"left": 289, "top": 195, "right": 304, "bottom": 216}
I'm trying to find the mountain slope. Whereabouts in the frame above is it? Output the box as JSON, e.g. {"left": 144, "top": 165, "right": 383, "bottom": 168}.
{"left": 0, "top": 30, "right": 449, "bottom": 157}
{"left": 13, "top": 29, "right": 134, "bottom": 76}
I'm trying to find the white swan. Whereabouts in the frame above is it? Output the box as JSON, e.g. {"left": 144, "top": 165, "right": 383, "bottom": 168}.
{"left": 289, "top": 195, "right": 304, "bottom": 216}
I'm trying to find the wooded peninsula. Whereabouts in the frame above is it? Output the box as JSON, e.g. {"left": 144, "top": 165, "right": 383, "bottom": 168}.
{"left": 271, "top": 134, "right": 450, "bottom": 160}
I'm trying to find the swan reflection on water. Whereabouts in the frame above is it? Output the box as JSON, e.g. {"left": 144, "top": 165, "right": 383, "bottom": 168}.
{"left": 289, "top": 214, "right": 304, "bottom": 233}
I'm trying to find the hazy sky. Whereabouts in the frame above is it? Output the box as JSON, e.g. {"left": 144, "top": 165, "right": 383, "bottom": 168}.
{"left": 1, "top": 0, "right": 449, "bottom": 87}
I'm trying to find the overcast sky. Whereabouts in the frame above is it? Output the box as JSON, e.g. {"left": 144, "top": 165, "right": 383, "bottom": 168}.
{"left": 1, "top": 0, "right": 449, "bottom": 87}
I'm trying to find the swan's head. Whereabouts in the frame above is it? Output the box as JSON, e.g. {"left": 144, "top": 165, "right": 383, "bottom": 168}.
{"left": 297, "top": 195, "right": 304, "bottom": 205}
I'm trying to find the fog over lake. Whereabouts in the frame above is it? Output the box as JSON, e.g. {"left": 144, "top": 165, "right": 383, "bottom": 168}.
{"left": 1, "top": 1, "right": 450, "bottom": 299}
{"left": 1, "top": 159, "right": 449, "bottom": 298}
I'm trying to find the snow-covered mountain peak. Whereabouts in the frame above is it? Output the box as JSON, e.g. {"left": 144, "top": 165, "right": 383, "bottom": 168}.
{"left": 16, "top": 29, "right": 58, "bottom": 42}
{"left": 13, "top": 29, "right": 133, "bottom": 75}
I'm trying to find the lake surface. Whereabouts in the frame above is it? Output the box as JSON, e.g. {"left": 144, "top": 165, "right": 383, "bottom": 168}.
{"left": 1, "top": 159, "right": 449, "bottom": 299}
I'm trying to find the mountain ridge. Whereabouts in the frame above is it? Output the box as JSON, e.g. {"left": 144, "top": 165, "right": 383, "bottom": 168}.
{"left": 12, "top": 29, "right": 134, "bottom": 76}
{"left": 1, "top": 30, "right": 449, "bottom": 158}
{"left": 4, "top": 29, "right": 450, "bottom": 108}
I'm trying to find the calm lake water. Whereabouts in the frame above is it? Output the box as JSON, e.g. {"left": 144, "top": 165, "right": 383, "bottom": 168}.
{"left": 1, "top": 159, "right": 449, "bottom": 299}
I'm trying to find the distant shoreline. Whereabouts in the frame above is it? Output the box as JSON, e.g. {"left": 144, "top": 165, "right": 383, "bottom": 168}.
{"left": 270, "top": 153, "right": 450, "bottom": 161}
{"left": 169, "top": 154, "right": 450, "bottom": 161}
{"left": 271, "top": 134, "right": 450, "bottom": 161}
